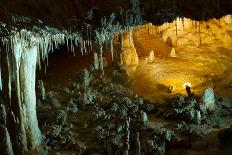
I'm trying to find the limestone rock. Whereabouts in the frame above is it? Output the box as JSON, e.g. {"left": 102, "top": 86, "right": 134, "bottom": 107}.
{"left": 93, "top": 52, "right": 99, "bottom": 70}
{"left": 75, "top": 140, "right": 86, "bottom": 154}
{"left": 67, "top": 99, "right": 79, "bottom": 113}
{"left": 55, "top": 110, "right": 67, "bottom": 126}
{"left": 50, "top": 97, "right": 61, "bottom": 109}
{"left": 0, "top": 125, "right": 14, "bottom": 155}
{"left": 224, "top": 15, "right": 232, "bottom": 24}
{"left": 202, "top": 88, "right": 216, "bottom": 111}
{"left": 224, "top": 33, "right": 232, "bottom": 49}
{"left": 120, "top": 30, "right": 139, "bottom": 66}
{"left": 38, "top": 80, "right": 46, "bottom": 100}
{"left": 78, "top": 88, "right": 96, "bottom": 105}
{"left": 77, "top": 69, "right": 92, "bottom": 88}
{"left": 140, "top": 111, "right": 148, "bottom": 125}
{"left": 146, "top": 50, "right": 155, "bottom": 63}
{"left": 103, "top": 57, "right": 107, "bottom": 68}
{"left": 0, "top": 104, "right": 6, "bottom": 126}
{"left": 170, "top": 48, "right": 176, "bottom": 57}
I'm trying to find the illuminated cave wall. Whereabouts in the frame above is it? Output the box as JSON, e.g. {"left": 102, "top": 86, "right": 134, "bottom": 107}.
{"left": 158, "top": 15, "right": 232, "bottom": 48}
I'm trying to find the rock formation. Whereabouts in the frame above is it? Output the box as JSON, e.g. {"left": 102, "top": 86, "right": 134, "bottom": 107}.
{"left": 120, "top": 30, "right": 139, "bottom": 66}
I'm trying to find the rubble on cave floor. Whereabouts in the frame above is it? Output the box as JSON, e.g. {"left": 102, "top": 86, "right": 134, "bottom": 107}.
{"left": 36, "top": 66, "right": 232, "bottom": 155}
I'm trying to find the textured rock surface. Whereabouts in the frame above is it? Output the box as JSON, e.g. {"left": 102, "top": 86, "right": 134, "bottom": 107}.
{"left": 202, "top": 88, "right": 216, "bottom": 112}
{"left": 120, "top": 30, "right": 139, "bottom": 66}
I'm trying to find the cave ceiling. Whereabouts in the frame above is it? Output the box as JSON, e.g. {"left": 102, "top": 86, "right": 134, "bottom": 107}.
{"left": 0, "top": 0, "right": 232, "bottom": 33}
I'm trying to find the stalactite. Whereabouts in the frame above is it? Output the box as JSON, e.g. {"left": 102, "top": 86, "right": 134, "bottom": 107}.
{"left": 175, "top": 19, "right": 178, "bottom": 36}
{"left": 90, "top": 30, "right": 92, "bottom": 52}
{"left": 0, "top": 26, "right": 86, "bottom": 154}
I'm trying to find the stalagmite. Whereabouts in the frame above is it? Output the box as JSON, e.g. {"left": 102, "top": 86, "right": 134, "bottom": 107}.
{"left": 120, "top": 29, "right": 138, "bottom": 66}
{"left": 0, "top": 125, "right": 14, "bottom": 155}
{"left": 109, "top": 39, "right": 114, "bottom": 60}
{"left": 19, "top": 37, "right": 42, "bottom": 150}
{"left": 93, "top": 52, "right": 99, "bottom": 70}
{"left": 147, "top": 50, "right": 154, "bottom": 63}
{"left": 170, "top": 48, "right": 176, "bottom": 57}
{"left": 38, "top": 80, "right": 46, "bottom": 100}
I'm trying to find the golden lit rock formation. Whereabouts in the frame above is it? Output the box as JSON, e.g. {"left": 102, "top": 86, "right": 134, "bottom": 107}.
{"left": 120, "top": 29, "right": 139, "bottom": 66}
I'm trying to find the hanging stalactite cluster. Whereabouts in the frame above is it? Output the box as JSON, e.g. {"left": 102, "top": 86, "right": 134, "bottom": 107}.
{"left": 0, "top": 22, "right": 96, "bottom": 154}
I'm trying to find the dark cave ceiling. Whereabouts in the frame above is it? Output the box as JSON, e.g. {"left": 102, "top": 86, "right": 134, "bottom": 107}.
{"left": 0, "top": 0, "right": 232, "bottom": 30}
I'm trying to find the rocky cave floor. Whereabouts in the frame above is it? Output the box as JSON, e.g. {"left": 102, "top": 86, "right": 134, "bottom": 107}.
{"left": 36, "top": 22, "right": 232, "bottom": 155}
{"left": 36, "top": 63, "right": 232, "bottom": 155}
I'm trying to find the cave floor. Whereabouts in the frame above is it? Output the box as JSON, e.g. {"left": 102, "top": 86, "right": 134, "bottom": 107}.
{"left": 132, "top": 26, "right": 232, "bottom": 104}
{"left": 36, "top": 24, "right": 232, "bottom": 155}
{"left": 37, "top": 67, "right": 232, "bottom": 154}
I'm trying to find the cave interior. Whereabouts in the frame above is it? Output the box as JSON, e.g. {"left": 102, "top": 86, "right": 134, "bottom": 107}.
{"left": 0, "top": 0, "right": 232, "bottom": 155}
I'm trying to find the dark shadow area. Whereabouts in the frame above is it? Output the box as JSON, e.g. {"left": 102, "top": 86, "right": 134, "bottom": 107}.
{"left": 37, "top": 45, "right": 93, "bottom": 88}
